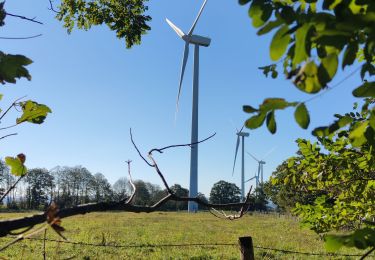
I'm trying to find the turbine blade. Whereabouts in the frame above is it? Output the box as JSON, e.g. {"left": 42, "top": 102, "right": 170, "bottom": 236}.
{"left": 232, "top": 135, "right": 240, "bottom": 176}
{"left": 246, "top": 151, "right": 260, "bottom": 162}
{"left": 245, "top": 176, "right": 256, "bottom": 183}
{"left": 166, "top": 18, "right": 186, "bottom": 38}
{"left": 188, "top": 0, "right": 209, "bottom": 36}
{"left": 175, "top": 42, "right": 190, "bottom": 114}
{"left": 262, "top": 146, "right": 277, "bottom": 160}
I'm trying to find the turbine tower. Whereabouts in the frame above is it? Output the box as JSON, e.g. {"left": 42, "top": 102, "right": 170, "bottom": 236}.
{"left": 166, "top": 0, "right": 211, "bottom": 212}
{"left": 232, "top": 126, "right": 249, "bottom": 201}
{"left": 247, "top": 151, "right": 271, "bottom": 193}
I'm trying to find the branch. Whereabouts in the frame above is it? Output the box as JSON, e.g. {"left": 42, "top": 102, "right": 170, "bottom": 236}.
{"left": 47, "top": 0, "right": 59, "bottom": 13}
{"left": 5, "top": 12, "right": 43, "bottom": 25}
{"left": 0, "top": 96, "right": 26, "bottom": 121}
{"left": 0, "top": 133, "right": 17, "bottom": 141}
{"left": 0, "top": 167, "right": 27, "bottom": 203}
{"left": 0, "top": 34, "right": 42, "bottom": 40}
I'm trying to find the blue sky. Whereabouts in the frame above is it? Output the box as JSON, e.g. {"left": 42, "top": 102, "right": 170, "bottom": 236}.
{"left": 1, "top": 0, "right": 362, "bottom": 196}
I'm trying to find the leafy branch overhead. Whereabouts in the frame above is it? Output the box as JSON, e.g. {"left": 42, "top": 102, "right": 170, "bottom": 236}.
{"left": 240, "top": 0, "right": 375, "bottom": 143}
{"left": 56, "top": 0, "right": 151, "bottom": 48}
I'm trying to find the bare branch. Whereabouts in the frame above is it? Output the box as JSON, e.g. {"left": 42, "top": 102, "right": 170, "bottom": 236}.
{"left": 0, "top": 96, "right": 27, "bottom": 121}
{"left": 0, "top": 167, "right": 27, "bottom": 203}
{"left": 122, "top": 160, "right": 136, "bottom": 204}
{"left": 0, "top": 133, "right": 17, "bottom": 141}
{"left": 0, "top": 34, "right": 42, "bottom": 40}
{"left": 48, "top": 0, "right": 59, "bottom": 13}
{"left": 130, "top": 128, "right": 153, "bottom": 167}
{"left": 5, "top": 12, "right": 43, "bottom": 25}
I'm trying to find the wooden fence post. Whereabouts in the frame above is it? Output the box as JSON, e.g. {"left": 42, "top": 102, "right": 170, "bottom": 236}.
{"left": 239, "top": 236, "right": 255, "bottom": 260}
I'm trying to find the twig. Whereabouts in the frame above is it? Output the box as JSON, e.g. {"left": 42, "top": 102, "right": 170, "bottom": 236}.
{"left": 43, "top": 229, "right": 47, "bottom": 260}
{"left": 48, "top": 0, "right": 59, "bottom": 13}
{"left": 130, "top": 129, "right": 152, "bottom": 167}
{"left": 0, "top": 133, "right": 17, "bottom": 141}
{"left": 0, "top": 167, "right": 26, "bottom": 203}
{"left": 5, "top": 12, "right": 43, "bottom": 25}
{"left": 123, "top": 160, "right": 136, "bottom": 204}
{"left": 0, "top": 34, "right": 42, "bottom": 40}
{"left": 0, "top": 96, "right": 27, "bottom": 121}
{"left": 360, "top": 247, "right": 375, "bottom": 260}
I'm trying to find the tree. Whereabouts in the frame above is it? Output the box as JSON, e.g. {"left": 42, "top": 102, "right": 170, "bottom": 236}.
{"left": 113, "top": 177, "right": 131, "bottom": 201}
{"left": 24, "top": 168, "right": 54, "bottom": 209}
{"left": 92, "top": 173, "right": 113, "bottom": 202}
{"left": 239, "top": 0, "right": 374, "bottom": 253}
{"left": 162, "top": 184, "right": 189, "bottom": 211}
{"left": 209, "top": 180, "right": 241, "bottom": 204}
{"left": 132, "top": 180, "right": 151, "bottom": 206}
{"left": 240, "top": 0, "right": 374, "bottom": 147}
{"left": 269, "top": 103, "right": 374, "bottom": 251}
{"left": 263, "top": 161, "right": 325, "bottom": 212}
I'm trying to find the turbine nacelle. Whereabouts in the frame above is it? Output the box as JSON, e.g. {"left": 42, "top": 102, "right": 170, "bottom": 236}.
{"left": 237, "top": 132, "right": 249, "bottom": 137}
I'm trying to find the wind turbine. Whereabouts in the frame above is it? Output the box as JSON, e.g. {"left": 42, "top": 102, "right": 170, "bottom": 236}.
{"left": 166, "top": 0, "right": 211, "bottom": 212}
{"left": 232, "top": 126, "right": 249, "bottom": 201}
{"left": 246, "top": 148, "right": 276, "bottom": 192}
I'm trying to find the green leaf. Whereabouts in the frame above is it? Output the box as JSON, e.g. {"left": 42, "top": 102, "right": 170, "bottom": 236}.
{"left": 259, "top": 98, "right": 296, "bottom": 112}
{"left": 270, "top": 25, "right": 291, "bottom": 61}
{"left": 245, "top": 112, "right": 267, "bottom": 129}
{"left": 16, "top": 101, "right": 52, "bottom": 124}
{"left": 342, "top": 42, "right": 359, "bottom": 69}
{"left": 318, "top": 53, "right": 338, "bottom": 86}
{"left": 349, "top": 121, "right": 369, "bottom": 146}
{"left": 352, "top": 82, "right": 375, "bottom": 98}
{"left": 243, "top": 105, "right": 258, "bottom": 113}
{"left": 0, "top": 52, "right": 32, "bottom": 84}
{"left": 294, "top": 103, "right": 310, "bottom": 129}
{"left": 293, "top": 23, "right": 312, "bottom": 65}
{"left": 239, "top": 0, "right": 251, "bottom": 5}
{"left": 5, "top": 155, "right": 27, "bottom": 176}
{"left": 324, "top": 235, "right": 344, "bottom": 252}
{"left": 249, "top": 0, "right": 273, "bottom": 28}
{"left": 257, "top": 19, "right": 283, "bottom": 36}
{"left": 266, "top": 111, "right": 276, "bottom": 134}
{"left": 294, "top": 61, "right": 322, "bottom": 93}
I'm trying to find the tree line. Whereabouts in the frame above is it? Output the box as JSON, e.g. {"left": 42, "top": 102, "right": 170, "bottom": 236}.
{"left": 0, "top": 160, "right": 268, "bottom": 211}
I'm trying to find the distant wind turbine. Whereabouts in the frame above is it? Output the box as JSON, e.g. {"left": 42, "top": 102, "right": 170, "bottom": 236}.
{"left": 166, "top": 0, "right": 211, "bottom": 212}
{"left": 232, "top": 126, "right": 249, "bottom": 201}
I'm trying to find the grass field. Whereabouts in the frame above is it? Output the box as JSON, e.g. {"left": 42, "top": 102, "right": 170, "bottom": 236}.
{"left": 0, "top": 211, "right": 369, "bottom": 259}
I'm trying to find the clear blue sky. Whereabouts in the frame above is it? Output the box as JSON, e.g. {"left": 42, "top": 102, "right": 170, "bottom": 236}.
{"left": 1, "top": 0, "right": 361, "bottom": 196}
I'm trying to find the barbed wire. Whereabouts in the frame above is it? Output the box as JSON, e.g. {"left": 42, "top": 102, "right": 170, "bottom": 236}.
{"left": 1, "top": 236, "right": 367, "bottom": 257}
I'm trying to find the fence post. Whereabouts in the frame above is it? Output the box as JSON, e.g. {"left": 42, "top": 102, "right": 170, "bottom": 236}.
{"left": 239, "top": 236, "right": 255, "bottom": 260}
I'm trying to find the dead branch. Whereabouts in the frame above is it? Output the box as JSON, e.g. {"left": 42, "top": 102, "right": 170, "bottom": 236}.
{"left": 0, "top": 133, "right": 17, "bottom": 141}
{"left": 48, "top": 0, "right": 59, "bottom": 13}
{"left": 5, "top": 12, "right": 43, "bottom": 25}
{"left": 0, "top": 130, "right": 252, "bottom": 240}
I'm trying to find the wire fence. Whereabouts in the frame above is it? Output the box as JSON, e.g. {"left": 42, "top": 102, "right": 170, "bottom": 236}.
{"left": 1, "top": 236, "right": 367, "bottom": 258}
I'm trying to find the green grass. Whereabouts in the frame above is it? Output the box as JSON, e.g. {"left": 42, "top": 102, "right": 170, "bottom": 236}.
{"left": 0, "top": 211, "right": 369, "bottom": 259}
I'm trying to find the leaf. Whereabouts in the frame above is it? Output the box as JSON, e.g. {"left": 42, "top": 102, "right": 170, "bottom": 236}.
{"left": 342, "top": 42, "right": 359, "bottom": 69}
{"left": 266, "top": 111, "right": 276, "bottom": 134}
{"left": 239, "top": 0, "right": 251, "bottom": 5}
{"left": 293, "top": 23, "right": 312, "bottom": 65}
{"left": 0, "top": 52, "right": 32, "bottom": 84}
{"left": 16, "top": 101, "right": 52, "bottom": 124}
{"left": 324, "top": 235, "right": 344, "bottom": 252}
{"left": 257, "top": 19, "right": 283, "bottom": 36}
{"left": 352, "top": 82, "right": 375, "bottom": 98}
{"left": 249, "top": 0, "right": 273, "bottom": 28}
{"left": 294, "top": 103, "right": 310, "bottom": 129}
{"left": 270, "top": 25, "right": 291, "bottom": 61}
{"left": 243, "top": 105, "right": 258, "bottom": 113}
{"left": 294, "top": 61, "right": 322, "bottom": 93}
{"left": 349, "top": 121, "right": 369, "bottom": 146}
{"left": 259, "top": 98, "right": 296, "bottom": 112}
{"left": 245, "top": 112, "right": 267, "bottom": 129}
{"left": 318, "top": 53, "right": 338, "bottom": 86}
{"left": 5, "top": 155, "right": 27, "bottom": 176}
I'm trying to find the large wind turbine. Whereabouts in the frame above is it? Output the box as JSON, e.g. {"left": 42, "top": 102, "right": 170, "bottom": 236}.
{"left": 232, "top": 126, "right": 249, "bottom": 201}
{"left": 166, "top": 0, "right": 211, "bottom": 212}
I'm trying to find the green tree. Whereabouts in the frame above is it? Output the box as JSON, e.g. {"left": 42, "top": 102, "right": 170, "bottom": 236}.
{"left": 25, "top": 168, "right": 54, "bottom": 209}
{"left": 263, "top": 161, "right": 326, "bottom": 212}
{"left": 209, "top": 180, "right": 241, "bottom": 204}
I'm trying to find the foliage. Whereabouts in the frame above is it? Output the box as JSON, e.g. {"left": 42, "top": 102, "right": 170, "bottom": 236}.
{"left": 209, "top": 180, "right": 241, "bottom": 204}
{"left": 56, "top": 0, "right": 151, "bottom": 48}
{"left": 24, "top": 168, "right": 54, "bottom": 209}
{"left": 240, "top": 0, "right": 375, "bottom": 147}
{"left": 263, "top": 161, "right": 325, "bottom": 212}
{"left": 270, "top": 103, "right": 375, "bottom": 251}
